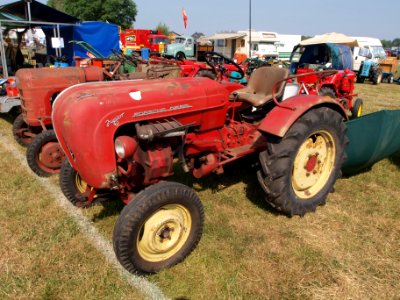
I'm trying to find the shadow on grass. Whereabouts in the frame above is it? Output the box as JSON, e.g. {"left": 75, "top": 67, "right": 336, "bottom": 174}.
{"left": 0, "top": 108, "right": 19, "bottom": 124}
{"left": 388, "top": 151, "right": 400, "bottom": 170}
{"left": 170, "top": 155, "right": 279, "bottom": 215}
{"left": 90, "top": 198, "right": 125, "bottom": 222}
{"left": 90, "top": 155, "right": 280, "bottom": 223}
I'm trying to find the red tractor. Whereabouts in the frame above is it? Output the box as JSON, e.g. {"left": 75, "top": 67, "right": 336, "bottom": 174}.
{"left": 13, "top": 51, "right": 228, "bottom": 177}
{"left": 290, "top": 43, "right": 363, "bottom": 118}
{"left": 53, "top": 64, "right": 349, "bottom": 274}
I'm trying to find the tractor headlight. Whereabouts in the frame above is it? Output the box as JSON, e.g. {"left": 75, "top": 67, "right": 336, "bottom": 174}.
{"left": 115, "top": 136, "right": 138, "bottom": 159}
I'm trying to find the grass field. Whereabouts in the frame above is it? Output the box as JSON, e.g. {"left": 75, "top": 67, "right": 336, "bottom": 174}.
{"left": 1, "top": 82, "right": 400, "bottom": 299}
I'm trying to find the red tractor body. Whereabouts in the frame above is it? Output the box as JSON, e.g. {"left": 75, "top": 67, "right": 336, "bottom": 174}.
{"left": 53, "top": 77, "right": 244, "bottom": 189}
{"left": 296, "top": 68, "right": 356, "bottom": 104}
{"left": 53, "top": 75, "right": 345, "bottom": 191}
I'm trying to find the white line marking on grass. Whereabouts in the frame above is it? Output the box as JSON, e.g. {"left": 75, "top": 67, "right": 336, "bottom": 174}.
{"left": 0, "top": 133, "right": 168, "bottom": 300}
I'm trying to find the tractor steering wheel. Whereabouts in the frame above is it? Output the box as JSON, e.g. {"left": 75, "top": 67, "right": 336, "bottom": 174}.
{"left": 204, "top": 51, "right": 244, "bottom": 80}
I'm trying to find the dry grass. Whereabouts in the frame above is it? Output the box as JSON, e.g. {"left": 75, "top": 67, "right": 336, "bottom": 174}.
{"left": 1, "top": 82, "right": 400, "bottom": 299}
{"left": 0, "top": 121, "right": 145, "bottom": 299}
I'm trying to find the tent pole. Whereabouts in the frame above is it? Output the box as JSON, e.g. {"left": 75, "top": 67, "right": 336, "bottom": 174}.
{"left": 27, "top": 2, "right": 32, "bottom": 22}
{"left": 57, "top": 24, "right": 61, "bottom": 56}
{"left": 0, "top": 22, "right": 8, "bottom": 78}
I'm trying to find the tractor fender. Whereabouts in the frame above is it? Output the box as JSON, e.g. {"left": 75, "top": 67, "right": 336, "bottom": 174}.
{"left": 258, "top": 94, "right": 348, "bottom": 138}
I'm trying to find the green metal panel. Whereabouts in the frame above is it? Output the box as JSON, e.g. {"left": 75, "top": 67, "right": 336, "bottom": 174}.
{"left": 343, "top": 110, "right": 400, "bottom": 174}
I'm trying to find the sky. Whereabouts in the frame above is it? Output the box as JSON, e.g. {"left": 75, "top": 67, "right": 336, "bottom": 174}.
{"left": 22, "top": 0, "right": 400, "bottom": 40}
{"left": 131, "top": 0, "right": 400, "bottom": 40}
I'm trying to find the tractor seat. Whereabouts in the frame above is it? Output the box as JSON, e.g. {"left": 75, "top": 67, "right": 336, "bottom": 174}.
{"left": 230, "top": 66, "right": 289, "bottom": 107}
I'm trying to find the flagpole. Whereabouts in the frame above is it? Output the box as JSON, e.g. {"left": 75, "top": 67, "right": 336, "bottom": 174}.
{"left": 249, "top": 0, "right": 251, "bottom": 58}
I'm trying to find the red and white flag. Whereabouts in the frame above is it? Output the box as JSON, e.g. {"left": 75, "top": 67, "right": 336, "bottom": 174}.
{"left": 182, "top": 7, "right": 188, "bottom": 29}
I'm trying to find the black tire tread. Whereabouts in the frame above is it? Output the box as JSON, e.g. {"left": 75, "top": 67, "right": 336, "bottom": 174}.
{"left": 26, "top": 129, "right": 61, "bottom": 177}
{"left": 258, "top": 107, "right": 348, "bottom": 216}
{"left": 113, "top": 181, "right": 204, "bottom": 274}
{"left": 12, "top": 114, "right": 31, "bottom": 146}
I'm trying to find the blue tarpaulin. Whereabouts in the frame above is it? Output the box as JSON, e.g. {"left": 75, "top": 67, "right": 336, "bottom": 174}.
{"left": 43, "top": 21, "right": 119, "bottom": 66}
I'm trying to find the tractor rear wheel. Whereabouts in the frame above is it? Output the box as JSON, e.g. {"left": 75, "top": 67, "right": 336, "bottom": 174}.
{"left": 113, "top": 181, "right": 204, "bottom": 274}
{"left": 26, "top": 129, "right": 65, "bottom": 177}
{"left": 319, "top": 87, "right": 335, "bottom": 98}
{"left": 372, "top": 69, "right": 382, "bottom": 85}
{"left": 12, "top": 114, "right": 35, "bottom": 146}
{"left": 257, "top": 107, "right": 347, "bottom": 216}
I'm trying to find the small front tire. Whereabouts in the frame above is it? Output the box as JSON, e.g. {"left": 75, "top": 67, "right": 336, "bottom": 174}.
{"left": 350, "top": 98, "right": 363, "bottom": 119}
{"left": 113, "top": 181, "right": 204, "bottom": 274}
{"left": 12, "top": 114, "right": 35, "bottom": 146}
{"left": 26, "top": 129, "right": 65, "bottom": 177}
{"left": 59, "top": 159, "right": 96, "bottom": 206}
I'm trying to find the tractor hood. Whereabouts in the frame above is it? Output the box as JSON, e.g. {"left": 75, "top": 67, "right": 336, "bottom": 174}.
{"left": 52, "top": 77, "right": 242, "bottom": 189}
{"left": 16, "top": 66, "right": 104, "bottom": 126}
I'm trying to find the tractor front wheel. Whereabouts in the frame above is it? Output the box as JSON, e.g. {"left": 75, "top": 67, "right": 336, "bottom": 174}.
{"left": 257, "top": 107, "right": 347, "bottom": 216}
{"left": 12, "top": 114, "right": 35, "bottom": 146}
{"left": 351, "top": 98, "right": 363, "bottom": 119}
{"left": 26, "top": 129, "right": 65, "bottom": 177}
{"left": 113, "top": 181, "right": 204, "bottom": 274}
{"left": 59, "top": 159, "right": 97, "bottom": 207}
{"left": 175, "top": 52, "right": 186, "bottom": 60}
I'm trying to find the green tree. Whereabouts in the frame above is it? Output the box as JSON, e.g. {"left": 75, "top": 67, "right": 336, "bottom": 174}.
{"left": 47, "top": 0, "right": 66, "bottom": 12}
{"left": 63, "top": 0, "right": 137, "bottom": 29}
{"left": 156, "top": 22, "right": 171, "bottom": 36}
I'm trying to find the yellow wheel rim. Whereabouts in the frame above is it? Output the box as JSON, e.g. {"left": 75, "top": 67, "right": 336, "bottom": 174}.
{"left": 137, "top": 204, "right": 192, "bottom": 262}
{"left": 292, "top": 130, "right": 336, "bottom": 199}
{"left": 75, "top": 172, "right": 88, "bottom": 193}
{"left": 356, "top": 104, "right": 362, "bottom": 118}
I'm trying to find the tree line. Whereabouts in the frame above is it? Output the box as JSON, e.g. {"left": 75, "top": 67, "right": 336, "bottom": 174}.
{"left": 381, "top": 39, "right": 400, "bottom": 49}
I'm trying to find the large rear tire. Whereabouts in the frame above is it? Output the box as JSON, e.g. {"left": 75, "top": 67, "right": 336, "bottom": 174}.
{"left": 26, "top": 129, "right": 65, "bottom": 177}
{"left": 257, "top": 107, "right": 347, "bottom": 216}
{"left": 372, "top": 69, "right": 382, "bottom": 85}
{"left": 113, "top": 181, "right": 204, "bottom": 274}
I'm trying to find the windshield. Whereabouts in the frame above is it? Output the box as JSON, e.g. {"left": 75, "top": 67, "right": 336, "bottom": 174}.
{"left": 370, "top": 46, "right": 386, "bottom": 58}
{"left": 175, "top": 37, "right": 186, "bottom": 44}
{"left": 153, "top": 38, "right": 169, "bottom": 44}
{"left": 290, "top": 46, "right": 303, "bottom": 62}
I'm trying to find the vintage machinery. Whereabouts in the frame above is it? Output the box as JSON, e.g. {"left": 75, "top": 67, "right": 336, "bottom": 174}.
{"left": 13, "top": 51, "right": 233, "bottom": 177}
{"left": 53, "top": 66, "right": 349, "bottom": 275}
{"left": 290, "top": 43, "right": 363, "bottom": 118}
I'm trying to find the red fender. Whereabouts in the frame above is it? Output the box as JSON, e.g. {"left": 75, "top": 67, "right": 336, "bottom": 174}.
{"left": 258, "top": 94, "right": 348, "bottom": 138}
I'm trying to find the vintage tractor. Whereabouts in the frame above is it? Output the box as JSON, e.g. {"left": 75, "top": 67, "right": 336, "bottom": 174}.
{"left": 290, "top": 43, "right": 363, "bottom": 118}
{"left": 12, "top": 52, "right": 204, "bottom": 177}
{"left": 53, "top": 64, "right": 349, "bottom": 274}
{"left": 15, "top": 51, "right": 245, "bottom": 178}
